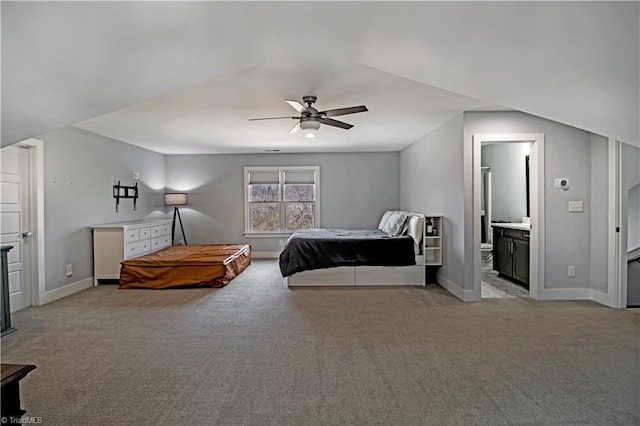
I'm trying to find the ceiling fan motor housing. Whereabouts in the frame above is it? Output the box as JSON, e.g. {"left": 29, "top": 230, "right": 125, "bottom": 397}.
{"left": 302, "top": 95, "right": 317, "bottom": 106}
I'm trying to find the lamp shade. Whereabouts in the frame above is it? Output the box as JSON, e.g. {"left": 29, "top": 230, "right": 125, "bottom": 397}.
{"left": 164, "top": 193, "right": 188, "bottom": 206}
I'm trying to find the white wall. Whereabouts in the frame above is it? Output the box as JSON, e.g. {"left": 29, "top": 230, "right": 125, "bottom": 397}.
{"left": 165, "top": 152, "right": 400, "bottom": 253}
{"left": 400, "top": 115, "right": 464, "bottom": 287}
{"left": 481, "top": 143, "right": 528, "bottom": 223}
{"left": 41, "top": 127, "right": 166, "bottom": 291}
{"left": 464, "top": 111, "right": 605, "bottom": 292}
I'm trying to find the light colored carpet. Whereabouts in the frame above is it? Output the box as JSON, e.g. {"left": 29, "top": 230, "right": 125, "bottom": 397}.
{"left": 2, "top": 260, "right": 639, "bottom": 425}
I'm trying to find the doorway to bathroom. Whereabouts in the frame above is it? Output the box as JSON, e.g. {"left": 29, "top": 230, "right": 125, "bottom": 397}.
{"left": 480, "top": 142, "right": 531, "bottom": 298}
{"left": 472, "top": 133, "right": 545, "bottom": 300}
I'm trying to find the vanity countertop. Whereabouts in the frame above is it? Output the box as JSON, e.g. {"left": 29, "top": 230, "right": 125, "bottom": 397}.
{"left": 491, "top": 222, "right": 531, "bottom": 231}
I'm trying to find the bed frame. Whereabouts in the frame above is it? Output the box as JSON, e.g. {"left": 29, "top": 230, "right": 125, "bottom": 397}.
{"left": 287, "top": 213, "right": 426, "bottom": 287}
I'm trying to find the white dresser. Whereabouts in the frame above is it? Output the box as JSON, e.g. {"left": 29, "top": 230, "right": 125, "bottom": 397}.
{"left": 92, "top": 219, "right": 172, "bottom": 285}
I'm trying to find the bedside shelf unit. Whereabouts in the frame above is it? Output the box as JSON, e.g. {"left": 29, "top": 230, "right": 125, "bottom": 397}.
{"left": 92, "top": 219, "right": 172, "bottom": 286}
{"left": 424, "top": 216, "right": 443, "bottom": 266}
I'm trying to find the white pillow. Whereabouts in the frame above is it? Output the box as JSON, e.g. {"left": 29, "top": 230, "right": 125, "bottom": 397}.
{"left": 378, "top": 210, "right": 395, "bottom": 230}
{"left": 406, "top": 216, "right": 424, "bottom": 245}
{"left": 382, "top": 211, "right": 409, "bottom": 236}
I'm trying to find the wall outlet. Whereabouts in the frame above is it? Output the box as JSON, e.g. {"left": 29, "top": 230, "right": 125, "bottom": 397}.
{"left": 279, "top": 240, "right": 285, "bottom": 248}
{"left": 132, "top": 171, "right": 140, "bottom": 180}
{"left": 66, "top": 264, "right": 73, "bottom": 277}
{"left": 568, "top": 265, "right": 576, "bottom": 277}
{"left": 179, "top": 239, "right": 184, "bottom": 245}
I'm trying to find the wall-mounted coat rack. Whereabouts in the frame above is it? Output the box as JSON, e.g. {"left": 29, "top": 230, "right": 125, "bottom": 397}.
{"left": 113, "top": 181, "right": 138, "bottom": 212}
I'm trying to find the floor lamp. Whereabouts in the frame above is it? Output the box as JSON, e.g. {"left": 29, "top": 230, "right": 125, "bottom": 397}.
{"left": 165, "top": 193, "right": 188, "bottom": 245}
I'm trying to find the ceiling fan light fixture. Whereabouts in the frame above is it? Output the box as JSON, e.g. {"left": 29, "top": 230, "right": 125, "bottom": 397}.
{"left": 300, "top": 118, "right": 320, "bottom": 138}
{"left": 300, "top": 119, "right": 321, "bottom": 131}
{"left": 249, "top": 96, "right": 367, "bottom": 136}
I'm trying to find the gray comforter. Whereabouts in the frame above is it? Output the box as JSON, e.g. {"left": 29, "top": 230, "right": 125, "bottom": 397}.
{"left": 279, "top": 229, "right": 416, "bottom": 277}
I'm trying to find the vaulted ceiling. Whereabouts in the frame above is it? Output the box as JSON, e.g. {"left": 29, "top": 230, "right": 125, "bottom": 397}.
{"left": 2, "top": 2, "right": 638, "bottom": 153}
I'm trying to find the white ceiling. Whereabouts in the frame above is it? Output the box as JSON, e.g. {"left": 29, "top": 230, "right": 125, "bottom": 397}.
{"left": 74, "top": 63, "right": 488, "bottom": 154}
{"left": 2, "top": 2, "right": 638, "bottom": 153}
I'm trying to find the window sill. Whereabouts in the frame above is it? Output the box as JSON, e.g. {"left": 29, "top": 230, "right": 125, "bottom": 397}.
{"left": 243, "top": 232, "right": 292, "bottom": 239}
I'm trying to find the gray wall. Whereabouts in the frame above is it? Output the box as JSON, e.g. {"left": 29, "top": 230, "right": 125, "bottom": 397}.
{"left": 481, "top": 143, "right": 528, "bottom": 223}
{"left": 628, "top": 185, "right": 640, "bottom": 252}
{"left": 165, "top": 152, "right": 400, "bottom": 253}
{"left": 464, "top": 111, "right": 603, "bottom": 291}
{"left": 590, "top": 134, "right": 609, "bottom": 292}
{"left": 400, "top": 115, "right": 464, "bottom": 287}
{"left": 623, "top": 142, "right": 640, "bottom": 252}
{"left": 41, "top": 127, "right": 166, "bottom": 291}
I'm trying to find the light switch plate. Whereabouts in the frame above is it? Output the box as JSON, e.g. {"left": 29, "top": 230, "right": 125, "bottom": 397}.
{"left": 568, "top": 200, "right": 584, "bottom": 212}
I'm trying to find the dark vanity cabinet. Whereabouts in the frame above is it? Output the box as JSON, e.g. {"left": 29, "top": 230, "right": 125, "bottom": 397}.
{"left": 1, "top": 245, "right": 16, "bottom": 337}
{"left": 493, "top": 227, "right": 529, "bottom": 288}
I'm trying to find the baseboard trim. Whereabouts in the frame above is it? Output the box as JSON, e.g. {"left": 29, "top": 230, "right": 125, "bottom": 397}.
{"left": 252, "top": 251, "right": 280, "bottom": 259}
{"left": 590, "top": 289, "right": 615, "bottom": 307}
{"left": 439, "top": 277, "right": 478, "bottom": 302}
{"left": 537, "top": 288, "right": 592, "bottom": 301}
{"left": 39, "top": 277, "right": 93, "bottom": 305}
{"left": 515, "top": 286, "right": 615, "bottom": 307}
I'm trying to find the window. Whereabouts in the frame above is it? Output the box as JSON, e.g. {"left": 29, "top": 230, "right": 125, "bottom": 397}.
{"left": 244, "top": 166, "right": 320, "bottom": 236}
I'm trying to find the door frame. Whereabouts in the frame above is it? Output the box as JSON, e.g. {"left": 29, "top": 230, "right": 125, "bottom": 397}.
{"left": 472, "top": 133, "right": 545, "bottom": 300}
{"left": 17, "top": 138, "right": 45, "bottom": 307}
{"left": 608, "top": 138, "right": 627, "bottom": 308}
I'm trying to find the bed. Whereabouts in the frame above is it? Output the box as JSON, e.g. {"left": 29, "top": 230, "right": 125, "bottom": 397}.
{"left": 119, "top": 244, "right": 251, "bottom": 289}
{"left": 280, "top": 211, "right": 426, "bottom": 286}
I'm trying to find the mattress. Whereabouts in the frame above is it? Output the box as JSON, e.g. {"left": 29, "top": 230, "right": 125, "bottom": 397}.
{"left": 279, "top": 229, "right": 416, "bottom": 277}
{"left": 119, "top": 244, "right": 251, "bottom": 289}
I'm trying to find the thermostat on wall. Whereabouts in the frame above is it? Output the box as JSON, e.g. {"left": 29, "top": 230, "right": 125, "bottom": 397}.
{"left": 554, "top": 178, "right": 570, "bottom": 190}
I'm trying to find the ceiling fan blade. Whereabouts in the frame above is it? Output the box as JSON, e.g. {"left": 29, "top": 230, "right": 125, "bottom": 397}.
{"left": 320, "top": 105, "right": 368, "bottom": 117}
{"left": 248, "top": 116, "right": 298, "bottom": 121}
{"left": 319, "top": 117, "right": 353, "bottom": 130}
{"left": 288, "top": 122, "right": 301, "bottom": 134}
{"left": 286, "top": 100, "right": 308, "bottom": 113}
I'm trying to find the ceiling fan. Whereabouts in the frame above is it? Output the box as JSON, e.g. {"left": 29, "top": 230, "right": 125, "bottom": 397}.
{"left": 249, "top": 96, "right": 368, "bottom": 138}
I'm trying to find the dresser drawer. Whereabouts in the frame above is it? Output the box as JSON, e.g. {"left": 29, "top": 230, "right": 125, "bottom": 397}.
{"left": 151, "top": 236, "right": 171, "bottom": 251}
{"left": 151, "top": 224, "right": 171, "bottom": 237}
{"left": 125, "top": 229, "right": 140, "bottom": 243}
{"left": 125, "top": 240, "right": 151, "bottom": 259}
{"left": 139, "top": 227, "right": 151, "bottom": 239}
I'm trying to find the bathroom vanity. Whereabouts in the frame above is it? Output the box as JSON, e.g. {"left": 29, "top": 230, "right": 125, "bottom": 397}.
{"left": 492, "top": 223, "right": 530, "bottom": 288}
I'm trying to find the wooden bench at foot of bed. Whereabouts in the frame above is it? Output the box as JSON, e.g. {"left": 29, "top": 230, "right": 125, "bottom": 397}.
{"left": 119, "top": 244, "right": 251, "bottom": 289}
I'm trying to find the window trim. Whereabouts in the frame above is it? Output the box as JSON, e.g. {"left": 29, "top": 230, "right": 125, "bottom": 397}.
{"left": 244, "top": 166, "right": 320, "bottom": 237}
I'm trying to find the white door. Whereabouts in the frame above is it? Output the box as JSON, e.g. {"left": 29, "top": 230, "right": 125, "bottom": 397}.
{"left": 1, "top": 145, "right": 32, "bottom": 312}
